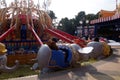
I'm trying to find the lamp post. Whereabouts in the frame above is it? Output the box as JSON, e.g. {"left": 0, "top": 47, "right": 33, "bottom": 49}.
{"left": 79, "top": 20, "right": 85, "bottom": 37}
{"left": 79, "top": 21, "right": 83, "bottom": 37}
{"left": 86, "top": 20, "right": 89, "bottom": 37}
{"left": 53, "top": 19, "right": 59, "bottom": 29}
{"left": 79, "top": 20, "right": 89, "bottom": 38}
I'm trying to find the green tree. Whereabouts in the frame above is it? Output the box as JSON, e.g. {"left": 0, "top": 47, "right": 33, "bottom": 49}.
{"left": 48, "top": 10, "right": 57, "bottom": 20}
{"left": 57, "top": 11, "right": 98, "bottom": 36}
{"left": 86, "top": 13, "right": 99, "bottom": 21}
{"left": 58, "top": 18, "right": 75, "bottom": 35}
{"left": 75, "top": 11, "right": 86, "bottom": 26}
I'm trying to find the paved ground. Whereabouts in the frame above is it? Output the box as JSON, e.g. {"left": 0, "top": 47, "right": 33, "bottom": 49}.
{"left": 8, "top": 47, "right": 120, "bottom": 80}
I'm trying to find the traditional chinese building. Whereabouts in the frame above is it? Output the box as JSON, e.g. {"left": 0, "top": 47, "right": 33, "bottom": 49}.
{"left": 90, "top": 3, "right": 120, "bottom": 41}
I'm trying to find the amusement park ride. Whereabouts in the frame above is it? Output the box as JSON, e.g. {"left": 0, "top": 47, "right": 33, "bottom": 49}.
{"left": 0, "top": 0, "right": 111, "bottom": 74}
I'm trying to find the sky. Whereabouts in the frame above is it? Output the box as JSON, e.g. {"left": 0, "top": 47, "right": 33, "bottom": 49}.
{"left": 48, "top": 0, "right": 118, "bottom": 20}
{"left": 5, "top": 0, "right": 119, "bottom": 20}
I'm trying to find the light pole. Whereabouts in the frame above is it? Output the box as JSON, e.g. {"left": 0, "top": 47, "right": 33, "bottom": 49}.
{"left": 53, "top": 19, "right": 59, "bottom": 29}
{"left": 79, "top": 21, "right": 83, "bottom": 37}
{"left": 79, "top": 20, "right": 89, "bottom": 38}
{"left": 79, "top": 20, "right": 85, "bottom": 37}
{"left": 86, "top": 20, "right": 89, "bottom": 37}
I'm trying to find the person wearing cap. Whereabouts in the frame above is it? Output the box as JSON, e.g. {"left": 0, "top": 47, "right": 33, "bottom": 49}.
{"left": 0, "top": 42, "right": 19, "bottom": 72}
{"left": 0, "top": 43, "right": 7, "bottom": 55}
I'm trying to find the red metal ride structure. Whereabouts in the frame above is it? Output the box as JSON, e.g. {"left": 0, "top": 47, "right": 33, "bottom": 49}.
{"left": 0, "top": 0, "right": 85, "bottom": 64}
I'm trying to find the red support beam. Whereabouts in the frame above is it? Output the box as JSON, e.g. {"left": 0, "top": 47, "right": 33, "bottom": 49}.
{"left": 0, "top": 26, "right": 15, "bottom": 41}
{"left": 52, "top": 28, "right": 85, "bottom": 47}
{"left": 52, "top": 28, "right": 85, "bottom": 42}
{"left": 53, "top": 28, "right": 78, "bottom": 39}
{"left": 29, "top": 26, "right": 43, "bottom": 45}
{"left": 45, "top": 29, "right": 73, "bottom": 43}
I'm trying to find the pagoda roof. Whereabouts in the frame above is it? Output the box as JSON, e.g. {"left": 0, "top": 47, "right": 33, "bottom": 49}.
{"left": 90, "top": 13, "right": 120, "bottom": 24}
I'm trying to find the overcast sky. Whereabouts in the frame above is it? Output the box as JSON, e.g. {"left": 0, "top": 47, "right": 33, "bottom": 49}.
{"left": 6, "top": 0, "right": 119, "bottom": 20}
{"left": 49, "top": 0, "right": 118, "bottom": 20}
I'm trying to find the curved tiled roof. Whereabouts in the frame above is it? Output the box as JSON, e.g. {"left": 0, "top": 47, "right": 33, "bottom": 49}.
{"left": 90, "top": 13, "right": 120, "bottom": 24}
